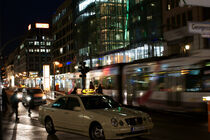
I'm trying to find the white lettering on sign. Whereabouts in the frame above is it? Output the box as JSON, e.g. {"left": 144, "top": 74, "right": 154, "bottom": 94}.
{"left": 188, "top": 22, "right": 210, "bottom": 35}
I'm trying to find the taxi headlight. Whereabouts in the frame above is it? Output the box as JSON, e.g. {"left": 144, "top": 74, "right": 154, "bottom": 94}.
{"left": 26, "top": 96, "right": 31, "bottom": 101}
{"left": 17, "top": 93, "right": 22, "bottom": 99}
{"left": 111, "top": 118, "right": 118, "bottom": 127}
{"left": 42, "top": 95, "right": 46, "bottom": 100}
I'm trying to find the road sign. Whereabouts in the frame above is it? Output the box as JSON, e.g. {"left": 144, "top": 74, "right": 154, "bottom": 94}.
{"left": 188, "top": 22, "right": 210, "bottom": 34}
{"left": 180, "top": 0, "right": 210, "bottom": 7}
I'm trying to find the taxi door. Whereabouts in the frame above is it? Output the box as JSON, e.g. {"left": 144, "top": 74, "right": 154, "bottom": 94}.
{"left": 50, "top": 97, "right": 68, "bottom": 128}
{"left": 63, "top": 97, "right": 84, "bottom": 133}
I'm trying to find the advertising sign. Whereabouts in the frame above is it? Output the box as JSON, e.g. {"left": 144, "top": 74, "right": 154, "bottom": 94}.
{"left": 35, "top": 23, "right": 49, "bottom": 29}
{"left": 188, "top": 22, "right": 210, "bottom": 34}
{"left": 43, "top": 65, "right": 50, "bottom": 91}
{"left": 180, "top": 0, "right": 210, "bottom": 7}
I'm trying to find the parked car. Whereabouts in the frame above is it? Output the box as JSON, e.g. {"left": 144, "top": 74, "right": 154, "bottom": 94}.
{"left": 39, "top": 94, "right": 153, "bottom": 140}
{"left": 22, "top": 88, "right": 47, "bottom": 106}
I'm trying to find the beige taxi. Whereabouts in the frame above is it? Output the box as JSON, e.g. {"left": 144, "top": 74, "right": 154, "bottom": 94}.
{"left": 39, "top": 94, "right": 153, "bottom": 139}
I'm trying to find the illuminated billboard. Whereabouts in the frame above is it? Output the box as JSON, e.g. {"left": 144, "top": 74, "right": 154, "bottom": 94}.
{"left": 43, "top": 65, "right": 50, "bottom": 91}
{"left": 35, "top": 23, "right": 49, "bottom": 29}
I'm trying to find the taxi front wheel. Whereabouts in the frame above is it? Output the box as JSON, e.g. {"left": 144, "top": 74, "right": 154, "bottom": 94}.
{"left": 90, "top": 123, "right": 105, "bottom": 140}
{"left": 45, "top": 117, "right": 56, "bottom": 135}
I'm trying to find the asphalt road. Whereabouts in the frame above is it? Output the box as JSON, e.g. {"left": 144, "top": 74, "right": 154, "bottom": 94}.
{"left": 1, "top": 90, "right": 210, "bottom": 140}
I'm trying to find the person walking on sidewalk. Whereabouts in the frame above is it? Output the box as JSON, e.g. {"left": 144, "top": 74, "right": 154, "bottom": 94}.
{"left": 10, "top": 92, "right": 20, "bottom": 122}
{"left": 2, "top": 88, "right": 9, "bottom": 113}
{"left": 28, "top": 97, "right": 33, "bottom": 117}
{"left": 71, "top": 87, "right": 78, "bottom": 95}
{"left": 96, "top": 84, "right": 103, "bottom": 94}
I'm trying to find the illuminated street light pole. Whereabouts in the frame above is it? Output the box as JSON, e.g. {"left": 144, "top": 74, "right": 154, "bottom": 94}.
{"left": 53, "top": 61, "right": 60, "bottom": 91}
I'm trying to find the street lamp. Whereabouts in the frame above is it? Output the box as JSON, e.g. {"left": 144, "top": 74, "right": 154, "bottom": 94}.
{"left": 53, "top": 61, "right": 60, "bottom": 91}
{"left": 185, "top": 44, "right": 190, "bottom": 50}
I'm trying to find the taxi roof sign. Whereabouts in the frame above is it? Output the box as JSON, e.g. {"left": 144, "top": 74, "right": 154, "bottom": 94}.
{"left": 203, "top": 96, "right": 210, "bottom": 101}
{"left": 82, "top": 89, "right": 95, "bottom": 94}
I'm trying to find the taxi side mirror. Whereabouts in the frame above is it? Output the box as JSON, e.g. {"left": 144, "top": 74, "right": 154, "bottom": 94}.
{"left": 73, "top": 106, "right": 81, "bottom": 111}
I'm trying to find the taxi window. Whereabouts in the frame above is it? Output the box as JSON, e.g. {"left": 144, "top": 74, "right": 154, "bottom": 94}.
{"left": 52, "top": 97, "right": 66, "bottom": 109}
{"left": 66, "top": 97, "right": 80, "bottom": 110}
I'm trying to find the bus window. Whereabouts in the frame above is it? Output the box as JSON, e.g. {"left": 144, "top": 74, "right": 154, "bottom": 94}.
{"left": 185, "top": 70, "right": 201, "bottom": 92}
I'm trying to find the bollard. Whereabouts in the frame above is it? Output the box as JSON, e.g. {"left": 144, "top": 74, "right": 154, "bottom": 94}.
{"left": 203, "top": 96, "right": 210, "bottom": 132}
{"left": 208, "top": 101, "right": 210, "bottom": 132}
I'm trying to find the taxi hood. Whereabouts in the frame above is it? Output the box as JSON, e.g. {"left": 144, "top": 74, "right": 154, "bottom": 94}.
{"left": 87, "top": 107, "right": 146, "bottom": 119}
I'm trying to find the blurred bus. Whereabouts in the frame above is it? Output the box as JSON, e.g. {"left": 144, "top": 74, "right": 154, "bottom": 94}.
{"left": 86, "top": 56, "right": 210, "bottom": 113}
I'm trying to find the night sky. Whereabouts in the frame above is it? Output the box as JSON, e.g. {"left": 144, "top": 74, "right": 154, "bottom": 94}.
{"left": 1, "top": 0, "right": 64, "bottom": 55}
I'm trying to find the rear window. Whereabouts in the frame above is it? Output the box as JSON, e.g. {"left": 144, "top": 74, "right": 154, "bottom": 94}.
{"left": 27, "top": 89, "right": 43, "bottom": 94}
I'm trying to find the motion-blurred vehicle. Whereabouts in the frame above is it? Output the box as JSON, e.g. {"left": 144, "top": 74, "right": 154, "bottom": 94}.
{"left": 14, "top": 87, "right": 26, "bottom": 100}
{"left": 22, "top": 88, "right": 47, "bottom": 106}
{"left": 39, "top": 94, "right": 153, "bottom": 139}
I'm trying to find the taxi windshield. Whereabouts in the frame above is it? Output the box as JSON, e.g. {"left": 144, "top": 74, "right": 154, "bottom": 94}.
{"left": 18, "top": 88, "right": 23, "bottom": 92}
{"left": 28, "top": 89, "right": 42, "bottom": 94}
{"left": 81, "top": 96, "right": 121, "bottom": 110}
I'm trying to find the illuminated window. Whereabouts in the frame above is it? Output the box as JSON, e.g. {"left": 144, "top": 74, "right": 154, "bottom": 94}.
{"left": 154, "top": 46, "right": 164, "bottom": 57}
{"left": 29, "top": 41, "right": 33, "bottom": 45}
{"left": 37, "top": 49, "right": 40, "bottom": 52}
{"left": 60, "top": 48, "right": 63, "bottom": 54}
{"left": 168, "top": 4, "right": 171, "bottom": 10}
{"left": 20, "top": 44, "right": 24, "bottom": 49}
{"left": 40, "top": 42, "right": 45, "bottom": 45}
{"left": 147, "top": 16, "right": 152, "bottom": 20}
{"left": 46, "top": 42, "right": 51, "bottom": 46}
{"left": 34, "top": 41, "right": 39, "bottom": 45}
{"left": 42, "top": 36, "right": 45, "bottom": 40}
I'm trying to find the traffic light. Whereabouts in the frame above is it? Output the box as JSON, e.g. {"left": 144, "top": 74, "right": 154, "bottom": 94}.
{"left": 78, "top": 62, "right": 90, "bottom": 89}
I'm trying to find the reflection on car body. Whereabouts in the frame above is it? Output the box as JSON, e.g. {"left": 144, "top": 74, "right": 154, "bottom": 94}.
{"left": 22, "top": 88, "right": 47, "bottom": 106}
{"left": 39, "top": 94, "right": 153, "bottom": 139}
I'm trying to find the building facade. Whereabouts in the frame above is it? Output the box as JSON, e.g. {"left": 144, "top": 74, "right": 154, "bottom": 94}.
{"left": 162, "top": 0, "right": 210, "bottom": 56}
{"left": 129, "top": 0, "right": 164, "bottom": 58}
{"left": 75, "top": 0, "right": 128, "bottom": 67}
{"left": 52, "top": 0, "right": 76, "bottom": 74}
{"left": 14, "top": 23, "right": 53, "bottom": 87}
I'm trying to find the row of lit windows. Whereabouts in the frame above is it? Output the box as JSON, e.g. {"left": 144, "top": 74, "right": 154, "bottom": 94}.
{"left": 28, "top": 41, "right": 52, "bottom": 46}
{"left": 84, "top": 44, "right": 164, "bottom": 67}
{"left": 28, "top": 49, "right": 51, "bottom": 53}
{"left": 167, "top": 0, "right": 180, "bottom": 11}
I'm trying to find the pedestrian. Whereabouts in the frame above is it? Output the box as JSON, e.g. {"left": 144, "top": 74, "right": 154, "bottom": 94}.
{"left": 28, "top": 98, "right": 33, "bottom": 117}
{"left": 71, "top": 87, "right": 77, "bottom": 95}
{"left": 96, "top": 84, "right": 103, "bottom": 94}
{"left": 10, "top": 92, "right": 20, "bottom": 121}
{"left": 2, "top": 88, "right": 9, "bottom": 113}
{"left": 89, "top": 81, "right": 95, "bottom": 90}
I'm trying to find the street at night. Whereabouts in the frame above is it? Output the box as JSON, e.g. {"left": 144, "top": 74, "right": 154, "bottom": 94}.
{"left": 1, "top": 91, "right": 210, "bottom": 140}
{"left": 1, "top": 0, "right": 210, "bottom": 140}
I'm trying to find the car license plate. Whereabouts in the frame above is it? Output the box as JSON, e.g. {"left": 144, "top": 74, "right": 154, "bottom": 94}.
{"left": 131, "top": 126, "right": 145, "bottom": 132}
